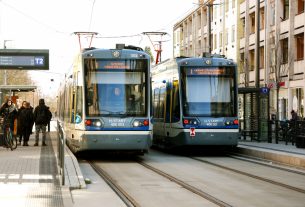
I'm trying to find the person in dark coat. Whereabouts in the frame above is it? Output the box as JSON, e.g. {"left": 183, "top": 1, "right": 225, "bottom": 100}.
{"left": 19, "top": 102, "right": 34, "bottom": 146}
{"left": 291, "top": 110, "right": 298, "bottom": 121}
{"left": 17, "top": 101, "right": 27, "bottom": 144}
{"left": 0, "top": 99, "right": 18, "bottom": 131}
{"left": 0, "top": 99, "right": 18, "bottom": 146}
{"left": 33, "top": 99, "right": 52, "bottom": 146}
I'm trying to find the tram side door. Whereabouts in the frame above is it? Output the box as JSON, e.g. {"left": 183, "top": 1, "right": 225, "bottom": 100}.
{"left": 169, "top": 80, "right": 180, "bottom": 135}
{"left": 164, "top": 81, "right": 172, "bottom": 137}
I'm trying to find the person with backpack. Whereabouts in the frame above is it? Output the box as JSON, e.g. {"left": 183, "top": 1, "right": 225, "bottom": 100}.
{"left": 33, "top": 99, "right": 52, "bottom": 146}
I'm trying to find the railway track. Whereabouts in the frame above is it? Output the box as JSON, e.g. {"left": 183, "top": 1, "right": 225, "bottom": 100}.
{"left": 88, "top": 159, "right": 232, "bottom": 207}
{"left": 84, "top": 150, "right": 305, "bottom": 207}
{"left": 191, "top": 155, "right": 305, "bottom": 194}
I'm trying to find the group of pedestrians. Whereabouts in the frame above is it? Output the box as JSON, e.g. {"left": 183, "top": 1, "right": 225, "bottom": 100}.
{"left": 0, "top": 98, "right": 52, "bottom": 147}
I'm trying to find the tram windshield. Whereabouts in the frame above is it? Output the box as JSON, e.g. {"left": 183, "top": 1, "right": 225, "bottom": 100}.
{"left": 85, "top": 59, "right": 147, "bottom": 117}
{"left": 181, "top": 67, "right": 237, "bottom": 117}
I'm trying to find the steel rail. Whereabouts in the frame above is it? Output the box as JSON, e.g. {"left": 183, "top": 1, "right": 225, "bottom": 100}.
{"left": 137, "top": 160, "right": 233, "bottom": 207}
{"left": 191, "top": 157, "right": 305, "bottom": 194}
{"left": 88, "top": 161, "right": 140, "bottom": 207}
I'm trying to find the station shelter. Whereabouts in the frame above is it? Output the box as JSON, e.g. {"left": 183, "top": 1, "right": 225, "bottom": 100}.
{"left": 238, "top": 87, "right": 270, "bottom": 142}
{"left": 0, "top": 85, "right": 37, "bottom": 142}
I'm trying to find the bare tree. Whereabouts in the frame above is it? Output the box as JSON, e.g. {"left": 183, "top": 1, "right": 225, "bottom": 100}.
{"left": 269, "top": 32, "right": 292, "bottom": 120}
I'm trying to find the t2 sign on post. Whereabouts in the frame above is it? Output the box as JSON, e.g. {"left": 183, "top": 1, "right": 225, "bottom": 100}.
{"left": 0, "top": 49, "right": 49, "bottom": 70}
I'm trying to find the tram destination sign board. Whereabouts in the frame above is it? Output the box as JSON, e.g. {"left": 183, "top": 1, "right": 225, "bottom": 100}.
{"left": 0, "top": 49, "right": 49, "bottom": 70}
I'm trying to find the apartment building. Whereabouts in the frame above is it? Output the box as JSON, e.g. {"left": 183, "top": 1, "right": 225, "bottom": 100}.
{"left": 173, "top": 0, "right": 304, "bottom": 119}
{"left": 239, "top": 0, "right": 304, "bottom": 119}
{"left": 173, "top": 0, "right": 238, "bottom": 60}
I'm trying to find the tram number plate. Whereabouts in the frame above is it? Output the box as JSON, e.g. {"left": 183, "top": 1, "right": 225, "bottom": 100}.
{"left": 190, "top": 128, "right": 196, "bottom": 137}
{"left": 109, "top": 119, "right": 126, "bottom": 127}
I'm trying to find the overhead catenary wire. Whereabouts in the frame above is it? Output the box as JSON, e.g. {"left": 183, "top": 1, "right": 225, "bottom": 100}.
{"left": 88, "top": 0, "right": 96, "bottom": 31}
{"left": 0, "top": 1, "right": 68, "bottom": 35}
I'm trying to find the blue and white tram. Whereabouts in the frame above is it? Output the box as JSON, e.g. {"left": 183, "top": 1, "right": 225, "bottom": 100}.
{"left": 151, "top": 54, "right": 239, "bottom": 149}
{"left": 57, "top": 45, "right": 152, "bottom": 154}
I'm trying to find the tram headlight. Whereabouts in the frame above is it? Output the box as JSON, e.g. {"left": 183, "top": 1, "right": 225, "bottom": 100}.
{"left": 133, "top": 120, "right": 140, "bottom": 127}
{"left": 95, "top": 121, "right": 102, "bottom": 127}
{"left": 132, "top": 119, "right": 149, "bottom": 127}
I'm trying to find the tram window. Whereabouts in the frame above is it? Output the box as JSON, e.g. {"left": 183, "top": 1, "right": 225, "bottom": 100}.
{"left": 75, "top": 86, "right": 83, "bottom": 124}
{"left": 153, "top": 88, "right": 160, "bottom": 118}
{"left": 159, "top": 87, "right": 166, "bottom": 120}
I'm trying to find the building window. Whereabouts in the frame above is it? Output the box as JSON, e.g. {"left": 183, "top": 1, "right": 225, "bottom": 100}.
{"left": 259, "top": 47, "right": 264, "bottom": 69}
{"left": 241, "top": 17, "right": 245, "bottom": 38}
{"left": 250, "top": 13, "right": 255, "bottom": 34}
{"left": 219, "top": 32, "right": 223, "bottom": 47}
{"left": 260, "top": 8, "right": 265, "bottom": 30}
{"left": 240, "top": 52, "right": 245, "bottom": 73}
{"left": 282, "top": 0, "right": 289, "bottom": 20}
{"left": 250, "top": 50, "right": 255, "bottom": 71}
{"left": 231, "top": 25, "right": 235, "bottom": 42}
{"left": 232, "top": 0, "right": 236, "bottom": 9}
{"left": 295, "top": 33, "right": 304, "bottom": 60}
{"left": 281, "top": 38, "right": 289, "bottom": 63}
{"left": 298, "top": 0, "right": 304, "bottom": 14}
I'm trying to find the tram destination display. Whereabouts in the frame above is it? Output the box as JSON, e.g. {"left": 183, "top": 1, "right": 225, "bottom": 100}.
{"left": 0, "top": 49, "right": 49, "bottom": 70}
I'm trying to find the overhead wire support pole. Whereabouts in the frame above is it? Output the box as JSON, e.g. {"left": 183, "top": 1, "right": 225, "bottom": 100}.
{"left": 142, "top": 32, "right": 168, "bottom": 64}
{"left": 73, "top": 31, "right": 98, "bottom": 51}
{"left": 200, "top": 1, "right": 221, "bottom": 54}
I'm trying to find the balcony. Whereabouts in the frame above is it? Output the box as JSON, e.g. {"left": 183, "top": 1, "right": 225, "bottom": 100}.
{"left": 295, "top": 13, "right": 305, "bottom": 29}
{"left": 249, "top": 33, "right": 256, "bottom": 46}
{"left": 280, "top": 19, "right": 289, "bottom": 34}
{"left": 240, "top": 38, "right": 245, "bottom": 49}
{"left": 294, "top": 59, "right": 305, "bottom": 74}
{"left": 260, "top": 29, "right": 265, "bottom": 42}
{"left": 240, "top": 1, "right": 246, "bottom": 14}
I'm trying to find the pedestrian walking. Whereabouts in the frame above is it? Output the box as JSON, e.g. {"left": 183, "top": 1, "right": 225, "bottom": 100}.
{"left": 17, "top": 101, "right": 27, "bottom": 144}
{"left": 33, "top": 99, "right": 52, "bottom": 146}
{"left": 19, "top": 102, "right": 34, "bottom": 146}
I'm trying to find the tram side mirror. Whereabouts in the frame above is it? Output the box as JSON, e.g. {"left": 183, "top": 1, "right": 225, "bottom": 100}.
{"left": 87, "top": 88, "right": 94, "bottom": 106}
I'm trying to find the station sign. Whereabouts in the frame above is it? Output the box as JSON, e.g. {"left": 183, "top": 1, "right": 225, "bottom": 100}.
{"left": 0, "top": 49, "right": 49, "bottom": 70}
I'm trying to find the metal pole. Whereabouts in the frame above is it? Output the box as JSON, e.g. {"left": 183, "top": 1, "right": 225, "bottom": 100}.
{"left": 207, "top": 4, "right": 212, "bottom": 54}
{"left": 255, "top": 0, "right": 260, "bottom": 141}
{"left": 255, "top": 0, "right": 260, "bottom": 88}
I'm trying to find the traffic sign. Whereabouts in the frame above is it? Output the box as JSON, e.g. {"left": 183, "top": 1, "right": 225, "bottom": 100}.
{"left": 190, "top": 128, "right": 196, "bottom": 137}
{"left": 260, "top": 87, "right": 269, "bottom": 94}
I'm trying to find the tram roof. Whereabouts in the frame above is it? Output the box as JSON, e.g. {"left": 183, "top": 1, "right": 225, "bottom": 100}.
{"left": 0, "top": 85, "right": 37, "bottom": 92}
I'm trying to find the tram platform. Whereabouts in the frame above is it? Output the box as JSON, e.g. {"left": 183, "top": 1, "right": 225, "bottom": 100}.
{"left": 237, "top": 139, "right": 305, "bottom": 169}
{"left": 0, "top": 121, "right": 75, "bottom": 207}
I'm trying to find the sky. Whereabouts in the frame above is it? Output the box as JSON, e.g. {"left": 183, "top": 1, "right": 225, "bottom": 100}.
{"left": 0, "top": 0, "right": 196, "bottom": 95}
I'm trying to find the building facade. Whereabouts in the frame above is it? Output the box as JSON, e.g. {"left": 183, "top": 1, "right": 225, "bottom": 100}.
{"left": 173, "top": 0, "right": 304, "bottom": 119}
{"left": 239, "top": 0, "right": 304, "bottom": 119}
{"left": 173, "top": 0, "right": 238, "bottom": 60}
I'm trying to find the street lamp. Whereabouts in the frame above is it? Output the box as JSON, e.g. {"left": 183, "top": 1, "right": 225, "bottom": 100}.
{"left": 3, "top": 40, "right": 13, "bottom": 85}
